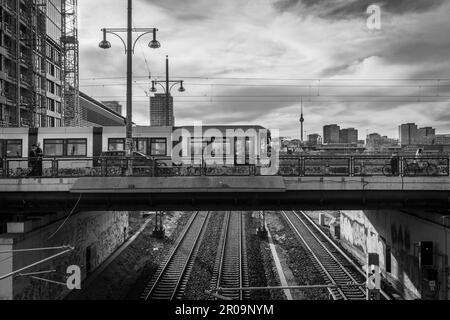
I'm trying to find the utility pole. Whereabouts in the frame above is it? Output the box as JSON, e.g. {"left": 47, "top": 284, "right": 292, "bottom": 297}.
{"left": 99, "top": 0, "right": 161, "bottom": 175}
{"left": 151, "top": 56, "right": 185, "bottom": 126}
{"left": 166, "top": 56, "right": 170, "bottom": 126}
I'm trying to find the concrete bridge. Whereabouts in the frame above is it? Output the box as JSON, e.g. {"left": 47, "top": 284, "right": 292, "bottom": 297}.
{"left": 1, "top": 176, "right": 449, "bottom": 213}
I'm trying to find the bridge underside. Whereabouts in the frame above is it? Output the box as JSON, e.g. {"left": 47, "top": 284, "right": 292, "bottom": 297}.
{"left": 0, "top": 190, "right": 449, "bottom": 213}
{"left": 0, "top": 176, "right": 449, "bottom": 213}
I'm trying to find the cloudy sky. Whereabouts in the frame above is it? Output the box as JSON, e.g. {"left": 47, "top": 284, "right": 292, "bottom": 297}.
{"left": 78, "top": 0, "right": 450, "bottom": 139}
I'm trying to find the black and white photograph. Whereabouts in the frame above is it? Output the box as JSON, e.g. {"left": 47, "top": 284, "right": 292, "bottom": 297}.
{"left": 1, "top": 0, "right": 450, "bottom": 316}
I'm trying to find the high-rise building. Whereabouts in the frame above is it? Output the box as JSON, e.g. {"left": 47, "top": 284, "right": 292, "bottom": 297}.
{"left": 0, "top": 0, "right": 66, "bottom": 128}
{"left": 101, "top": 101, "right": 123, "bottom": 116}
{"left": 417, "top": 127, "right": 436, "bottom": 145}
{"left": 340, "top": 128, "right": 358, "bottom": 144}
{"left": 308, "top": 134, "right": 322, "bottom": 146}
{"left": 150, "top": 93, "right": 174, "bottom": 127}
{"left": 323, "top": 124, "right": 340, "bottom": 144}
{"left": 399, "top": 123, "right": 419, "bottom": 145}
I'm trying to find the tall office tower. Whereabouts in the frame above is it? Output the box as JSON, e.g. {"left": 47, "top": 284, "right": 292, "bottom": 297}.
{"left": 150, "top": 93, "right": 174, "bottom": 126}
{"left": 399, "top": 123, "right": 419, "bottom": 145}
{"left": 340, "top": 128, "right": 358, "bottom": 144}
{"left": 0, "top": 0, "right": 68, "bottom": 128}
{"left": 417, "top": 126, "right": 436, "bottom": 145}
{"left": 323, "top": 124, "right": 341, "bottom": 144}
{"left": 102, "top": 101, "right": 123, "bottom": 115}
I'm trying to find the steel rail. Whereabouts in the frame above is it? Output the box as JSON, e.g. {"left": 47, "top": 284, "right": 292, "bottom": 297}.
{"left": 296, "top": 211, "right": 391, "bottom": 300}
{"left": 142, "top": 211, "right": 209, "bottom": 300}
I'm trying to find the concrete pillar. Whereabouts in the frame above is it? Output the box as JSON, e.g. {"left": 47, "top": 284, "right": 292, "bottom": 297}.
{"left": 0, "top": 239, "right": 14, "bottom": 300}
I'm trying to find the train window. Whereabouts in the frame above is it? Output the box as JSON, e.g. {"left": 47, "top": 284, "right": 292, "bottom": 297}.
{"left": 44, "top": 140, "right": 65, "bottom": 157}
{"left": 133, "top": 139, "right": 148, "bottom": 155}
{"left": 150, "top": 138, "right": 167, "bottom": 156}
{"left": 44, "top": 139, "right": 87, "bottom": 157}
{"left": 67, "top": 139, "right": 87, "bottom": 157}
{"left": 6, "top": 140, "right": 23, "bottom": 158}
{"left": 108, "top": 138, "right": 125, "bottom": 151}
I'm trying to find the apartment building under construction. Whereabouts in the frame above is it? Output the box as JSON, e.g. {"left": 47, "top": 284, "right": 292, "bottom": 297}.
{"left": 0, "top": 0, "right": 79, "bottom": 128}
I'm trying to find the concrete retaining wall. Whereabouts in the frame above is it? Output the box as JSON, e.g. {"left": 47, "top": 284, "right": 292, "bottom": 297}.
{"left": 340, "top": 210, "right": 450, "bottom": 300}
{"left": 0, "top": 211, "right": 128, "bottom": 300}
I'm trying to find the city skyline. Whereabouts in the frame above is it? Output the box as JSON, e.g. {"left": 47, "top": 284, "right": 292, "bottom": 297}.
{"left": 78, "top": 0, "right": 450, "bottom": 138}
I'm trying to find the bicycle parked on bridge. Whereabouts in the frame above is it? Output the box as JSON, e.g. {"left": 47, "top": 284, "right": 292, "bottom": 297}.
{"left": 404, "top": 160, "right": 439, "bottom": 176}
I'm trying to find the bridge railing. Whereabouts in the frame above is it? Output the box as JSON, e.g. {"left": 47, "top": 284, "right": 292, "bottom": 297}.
{"left": 0, "top": 156, "right": 449, "bottom": 178}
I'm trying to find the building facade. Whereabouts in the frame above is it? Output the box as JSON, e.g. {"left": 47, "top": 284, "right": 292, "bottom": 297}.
{"left": 323, "top": 124, "right": 340, "bottom": 144}
{"left": 417, "top": 127, "right": 436, "bottom": 145}
{"left": 307, "top": 133, "right": 322, "bottom": 146}
{"left": 340, "top": 128, "right": 358, "bottom": 144}
{"left": 399, "top": 123, "right": 419, "bottom": 146}
{"left": 434, "top": 135, "right": 450, "bottom": 145}
{"left": 1, "top": 0, "right": 64, "bottom": 128}
{"left": 150, "top": 93, "right": 174, "bottom": 127}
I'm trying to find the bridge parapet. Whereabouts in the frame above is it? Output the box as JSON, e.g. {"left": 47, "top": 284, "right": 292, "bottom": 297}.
{"left": 1, "top": 156, "right": 449, "bottom": 179}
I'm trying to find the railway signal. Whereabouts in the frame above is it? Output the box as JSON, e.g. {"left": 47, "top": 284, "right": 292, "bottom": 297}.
{"left": 366, "top": 253, "right": 381, "bottom": 300}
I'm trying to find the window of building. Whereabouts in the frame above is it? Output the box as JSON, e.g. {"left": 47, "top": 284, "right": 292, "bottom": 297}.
{"left": 47, "top": 116, "right": 55, "bottom": 127}
{"left": 67, "top": 139, "right": 87, "bottom": 157}
{"left": 133, "top": 138, "right": 147, "bottom": 154}
{"left": 108, "top": 138, "right": 125, "bottom": 151}
{"left": 5, "top": 140, "right": 23, "bottom": 158}
{"left": 44, "top": 139, "right": 87, "bottom": 157}
{"left": 44, "top": 139, "right": 64, "bottom": 157}
{"left": 150, "top": 138, "right": 167, "bottom": 156}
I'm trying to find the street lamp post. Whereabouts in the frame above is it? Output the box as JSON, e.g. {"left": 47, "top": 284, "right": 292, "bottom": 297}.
{"left": 150, "top": 56, "right": 186, "bottom": 126}
{"left": 99, "top": 0, "right": 161, "bottom": 175}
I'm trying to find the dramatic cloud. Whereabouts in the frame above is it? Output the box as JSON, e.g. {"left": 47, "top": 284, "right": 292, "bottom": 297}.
{"left": 78, "top": 0, "right": 450, "bottom": 139}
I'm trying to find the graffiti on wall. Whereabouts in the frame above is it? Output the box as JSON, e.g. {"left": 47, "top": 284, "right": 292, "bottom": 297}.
{"left": 340, "top": 211, "right": 385, "bottom": 269}
{"left": 341, "top": 212, "right": 368, "bottom": 256}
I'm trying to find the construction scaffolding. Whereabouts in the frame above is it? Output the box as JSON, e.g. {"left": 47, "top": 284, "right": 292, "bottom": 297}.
{"left": 61, "top": 0, "right": 80, "bottom": 127}
{"left": 30, "top": 0, "right": 48, "bottom": 128}
{"left": 0, "top": 0, "right": 48, "bottom": 127}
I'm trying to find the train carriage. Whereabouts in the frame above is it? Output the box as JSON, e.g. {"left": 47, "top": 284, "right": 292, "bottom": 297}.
{"left": 0, "top": 125, "right": 272, "bottom": 177}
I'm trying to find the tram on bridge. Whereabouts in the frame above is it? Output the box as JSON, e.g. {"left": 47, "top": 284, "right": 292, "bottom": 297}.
{"left": 0, "top": 125, "right": 272, "bottom": 177}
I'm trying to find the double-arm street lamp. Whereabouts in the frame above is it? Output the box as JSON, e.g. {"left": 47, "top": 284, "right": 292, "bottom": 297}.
{"left": 150, "top": 56, "right": 185, "bottom": 126}
{"left": 99, "top": 0, "right": 160, "bottom": 175}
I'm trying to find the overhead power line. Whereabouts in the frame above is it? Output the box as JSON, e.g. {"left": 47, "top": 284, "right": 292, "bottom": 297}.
{"left": 80, "top": 76, "right": 450, "bottom": 82}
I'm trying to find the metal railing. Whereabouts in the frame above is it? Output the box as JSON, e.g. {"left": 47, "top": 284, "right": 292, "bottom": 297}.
{"left": 0, "top": 156, "right": 449, "bottom": 179}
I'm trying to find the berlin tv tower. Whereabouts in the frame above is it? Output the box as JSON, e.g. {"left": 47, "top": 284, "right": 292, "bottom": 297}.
{"left": 299, "top": 98, "right": 305, "bottom": 144}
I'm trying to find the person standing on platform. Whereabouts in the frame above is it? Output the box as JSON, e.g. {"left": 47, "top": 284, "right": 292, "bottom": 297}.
{"left": 28, "top": 144, "right": 38, "bottom": 176}
{"left": 35, "top": 143, "right": 43, "bottom": 176}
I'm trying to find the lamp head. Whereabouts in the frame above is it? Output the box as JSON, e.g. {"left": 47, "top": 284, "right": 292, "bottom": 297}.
{"left": 149, "top": 39, "right": 161, "bottom": 49}
{"left": 99, "top": 40, "right": 111, "bottom": 49}
{"left": 149, "top": 29, "right": 161, "bottom": 49}
{"left": 150, "top": 81, "right": 157, "bottom": 93}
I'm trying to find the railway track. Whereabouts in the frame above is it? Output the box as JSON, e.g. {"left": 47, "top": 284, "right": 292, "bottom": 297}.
{"left": 142, "top": 211, "right": 210, "bottom": 300}
{"left": 210, "top": 211, "right": 249, "bottom": 300}
{"left": 282, "top": 210, "right": 389, "bottom": 300}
